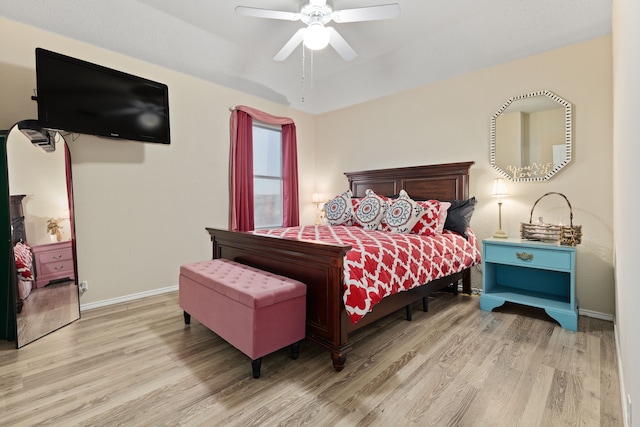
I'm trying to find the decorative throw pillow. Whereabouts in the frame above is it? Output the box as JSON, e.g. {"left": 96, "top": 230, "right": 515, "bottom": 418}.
{"left": 384, "top": 190, "right": 424, "bottom": 234}
{"left": 324, "top": 190, "right": 354, "bottom": 225}
{"left": 411, "top": 200, "right": 442, "bottom": 236}
{"left": 354, "top": 189, "right": 388, "bottom": 230}
{"left": 443, "top": 197, "right": 477, "bottom": 239}
{"left": 435, "top": 201, "right": 451, "bottom": 234}
{"left": 14, "top": 242, "right": 34, "bottom": 281}
{"left": 350, "top": 197, "right": 362, "bottom": 223}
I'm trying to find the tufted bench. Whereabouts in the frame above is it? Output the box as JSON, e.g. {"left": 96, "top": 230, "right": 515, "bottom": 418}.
{"left": 178, "top": 258, "right": 306, "bottom": 378}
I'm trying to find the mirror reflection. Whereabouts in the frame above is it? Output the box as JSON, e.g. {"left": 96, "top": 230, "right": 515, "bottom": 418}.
{"left": 7, "top": 126, "right": 80, "bottom": 347}
{"left": 491, "top": 90, "right": 572, "bottom": 181}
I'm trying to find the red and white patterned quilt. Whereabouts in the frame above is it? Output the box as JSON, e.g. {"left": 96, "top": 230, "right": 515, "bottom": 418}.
{"left": 254, "top": 226, "right": 481, "bottom": 323}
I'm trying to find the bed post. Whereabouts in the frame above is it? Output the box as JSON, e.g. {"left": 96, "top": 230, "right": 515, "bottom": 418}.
{"left": 462, "top": 268, "right": 471, "bottom": 294}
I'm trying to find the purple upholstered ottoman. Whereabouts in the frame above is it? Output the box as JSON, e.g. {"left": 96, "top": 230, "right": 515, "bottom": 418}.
{"left": 179, "top": 258, "right": 306, "bottom": 378}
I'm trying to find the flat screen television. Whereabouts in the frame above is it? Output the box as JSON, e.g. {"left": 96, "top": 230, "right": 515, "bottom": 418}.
{"left": 35, "top": 48, "right": 171, "bottom": 144}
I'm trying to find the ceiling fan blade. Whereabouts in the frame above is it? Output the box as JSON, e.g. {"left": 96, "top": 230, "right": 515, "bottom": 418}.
{"left": 327, "top": 27, "right": 357, "bottom": 62}
{"left": 273, "top": 28, "right": 305, "bottom": 61}
{"left": 235, "top": 6, "right": 300, "bottom": 21}
{"left": 332, "top": 4, "right": 400, "bottom": 23}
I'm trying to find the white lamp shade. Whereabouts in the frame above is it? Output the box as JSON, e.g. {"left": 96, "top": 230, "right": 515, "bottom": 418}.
{"left": 303, "top": 23, "right": 330, "bottom": 50}
{"left": 312, "top": 192, "right": 324, "bottom": 203}
{"left": 491, "top": 178, "right": 509, "bottom": 197}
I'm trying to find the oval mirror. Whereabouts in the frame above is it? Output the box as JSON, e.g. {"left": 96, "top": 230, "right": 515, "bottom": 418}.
{"left": 491, "top": 90, "right": 572, "bottom": 182}
{"left": 6, "top": 125, "right": 80, "bottom": 348}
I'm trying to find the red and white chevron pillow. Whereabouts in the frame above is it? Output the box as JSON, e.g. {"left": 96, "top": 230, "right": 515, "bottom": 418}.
{"left": 14, "top": 242, "right": 34, "bottom": 281}
{"left": 411, "top": 200, "right": 443, "bottom": 236}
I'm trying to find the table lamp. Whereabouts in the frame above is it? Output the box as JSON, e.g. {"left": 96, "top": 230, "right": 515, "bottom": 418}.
{"left": 491, "top": 178, "right": 509, "bottom": 238}
{"left": 312, "top": 193, "right": 324, "bottom": 225}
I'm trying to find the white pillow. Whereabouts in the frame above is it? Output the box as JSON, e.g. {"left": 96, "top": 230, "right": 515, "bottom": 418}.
{"left": 354, "top": 189, "right": 388, "bottom": 230}
{"left": 385, "top": 190, "right": 424, "bottom": 233}
{"left": 436, "top": 201, "right": 451, "bottom": 234}
{"left": 324, "top": 190, "right": 354, "bottom": 225}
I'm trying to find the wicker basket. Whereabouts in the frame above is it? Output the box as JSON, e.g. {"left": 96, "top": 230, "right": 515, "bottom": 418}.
{"left": 520, "top": 192, "right": 582, "bottom": 246}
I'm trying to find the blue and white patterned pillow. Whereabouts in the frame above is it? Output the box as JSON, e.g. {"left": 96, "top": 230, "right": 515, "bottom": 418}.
{"left": 354, "top": 189, "right": 388, "bottom": 230}
{"left": 385, "top": 190, "right": 424, "bottom": 233}
{"left": 324, "top": 190, "right": 354, "bottom": 225}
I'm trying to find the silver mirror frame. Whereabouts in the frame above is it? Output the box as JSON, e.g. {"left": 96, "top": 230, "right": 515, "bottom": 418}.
{"left": 490, "top": 90, "right": 573, "bottom": 182}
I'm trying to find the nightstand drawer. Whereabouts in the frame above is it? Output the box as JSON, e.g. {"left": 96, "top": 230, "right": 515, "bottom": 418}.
{"left": 485, "top": 243, "right": 572, "bottom": 271}
{"left": 38, "top": 247, "right": 73, "bottom": 263}
{"left": 39, "top": 259, "right": 75, "bottom": 276}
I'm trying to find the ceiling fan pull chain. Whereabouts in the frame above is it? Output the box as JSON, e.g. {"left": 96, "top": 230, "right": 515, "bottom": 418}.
{"left": 301, "top": 45, "right": 306, "bottom": 102}
{"left": 310, "top": 49, "right": 314, "bottom": 91}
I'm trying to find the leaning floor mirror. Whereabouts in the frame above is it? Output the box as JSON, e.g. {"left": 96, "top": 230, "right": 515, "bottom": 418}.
{"left": 5, "top": 123, "right": 80, "bottom": 348}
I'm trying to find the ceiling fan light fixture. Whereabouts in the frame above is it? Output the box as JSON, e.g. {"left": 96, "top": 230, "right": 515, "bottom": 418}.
{"left": 237, "top": 1, "right": 400, "bottom": 61}
{"left": 303, "top": 23, "right": 330, "bottom": 50}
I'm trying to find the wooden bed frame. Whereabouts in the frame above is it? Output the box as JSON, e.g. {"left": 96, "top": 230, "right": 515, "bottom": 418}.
{"left": 206, "top": 161, "right": 475, "bottom": 371}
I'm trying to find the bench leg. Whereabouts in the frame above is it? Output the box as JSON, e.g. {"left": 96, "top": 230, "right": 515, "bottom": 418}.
{"left": 183, "top": 311, "right": 191, "bottom": 325}
{"left": 252, "top": 358, "right": 262, "bottom": 379}
{"left": 423, "top": 297, "right": 429, "bottom": 312}
{"left": 405, "top": 304, "right": 412, "bottom": 321}
{"left": 291, "top": 342, "right": 300, "bottom": 360}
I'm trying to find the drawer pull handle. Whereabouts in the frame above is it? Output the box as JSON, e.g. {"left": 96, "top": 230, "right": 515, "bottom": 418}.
{"left": 516, "top": 252, "right": 534, "bottom": 262}
{"left": 53, "top": 255, "right": 63, "bottom": 259}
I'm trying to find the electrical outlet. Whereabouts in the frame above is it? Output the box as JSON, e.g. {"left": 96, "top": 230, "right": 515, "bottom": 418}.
{"left": 79, "top": 281, "right": 88, "bottom": 292}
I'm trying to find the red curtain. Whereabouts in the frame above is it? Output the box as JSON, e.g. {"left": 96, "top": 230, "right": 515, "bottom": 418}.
{"left": 63, "top": 140, "right": 78, "bottom": 271}
{"left": 229, "top": 105, "right": 299, "bottom": 231}
{"left": 281, "top": 123, "right": 299, "bottom": 228}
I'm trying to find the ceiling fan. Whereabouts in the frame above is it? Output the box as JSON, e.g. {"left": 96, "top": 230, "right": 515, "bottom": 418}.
{"left": 235, "top": 0, "right": 400, "bottom": 62}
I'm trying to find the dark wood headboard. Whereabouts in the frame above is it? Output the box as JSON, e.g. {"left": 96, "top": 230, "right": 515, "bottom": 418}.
{"left": 10, "top": 195, "right": 27, "bottom": 245}
{"left": 345, "top": 161, "right": 474, "bottom": 200}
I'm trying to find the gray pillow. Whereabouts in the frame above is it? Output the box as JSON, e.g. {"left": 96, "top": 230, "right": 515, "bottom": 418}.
{"left": 443, "top": 197, "right": 477, "bottom": 239}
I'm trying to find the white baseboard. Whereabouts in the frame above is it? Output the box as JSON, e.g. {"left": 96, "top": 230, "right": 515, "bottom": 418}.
{"left": 615, "top": 322, "right": 630, "bottom": 427}
{"left": 79, "top": 285, "right": 178, "bottom": 312}
{"left": 578, "top": 308, "right": 615, "bottom": 322}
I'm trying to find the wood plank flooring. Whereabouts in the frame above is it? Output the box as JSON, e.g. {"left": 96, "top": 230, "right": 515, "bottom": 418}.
{"left": 16, "top": 280, "right": 79, "bottom": 347}
{"left": 0, "top": 291, "right": 623, "bottom": 426}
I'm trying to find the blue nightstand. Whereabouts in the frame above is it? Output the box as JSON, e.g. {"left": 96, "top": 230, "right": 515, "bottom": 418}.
{"left": 480, "top": 238, "right": 578, "bottom": 331}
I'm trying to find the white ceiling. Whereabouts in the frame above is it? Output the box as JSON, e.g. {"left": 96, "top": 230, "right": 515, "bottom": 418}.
{"left": 0, "top": 0, "right": 612, "bottom": 115}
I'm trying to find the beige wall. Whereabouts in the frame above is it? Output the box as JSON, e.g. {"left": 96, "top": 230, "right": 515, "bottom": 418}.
{"left": 0, "top": 17, "right": 317, "bottom": 306}
{"left": 316, "top": 36, "right": 614, "bottom": 315}
{"left": 613, "top": 0, "right": 639, "bottom": 424}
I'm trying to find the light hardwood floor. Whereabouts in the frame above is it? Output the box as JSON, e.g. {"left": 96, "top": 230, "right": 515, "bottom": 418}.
{"left": 0, "top": 291, "right": 622, "bottom": 426}
{"left": 16, "top": 280, "right": 80, "bottom": 347}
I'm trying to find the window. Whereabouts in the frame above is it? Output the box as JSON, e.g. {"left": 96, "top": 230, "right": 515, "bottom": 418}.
{"left": 253, "top": 123, "right": 283, "bottom": 229}
{"left": 229, "top": 105, "right": 299, "bottom": 232}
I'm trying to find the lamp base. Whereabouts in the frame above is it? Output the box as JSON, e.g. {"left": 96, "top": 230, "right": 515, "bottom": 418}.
{"left": 493, "top": 229, "right": 508, "bottom": 239}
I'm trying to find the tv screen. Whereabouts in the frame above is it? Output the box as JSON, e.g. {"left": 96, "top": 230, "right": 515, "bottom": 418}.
{"left": 35, "top": 48, "right": 171, "bottom": 144}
